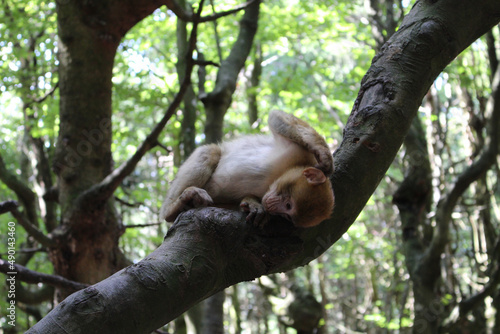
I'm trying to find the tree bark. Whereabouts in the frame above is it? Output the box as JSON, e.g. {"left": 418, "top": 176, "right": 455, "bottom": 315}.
{"left": 50, "top": 0, "right": 170, "bottom": 299}
{"left": 27, "top": 1, "right": 500, "bottom": 333}
{"left": 392, "top": 116, "right": 436, "bottom": 332}
{"left": 246, "top": 43, "right": 262, "bottom": 126}
{"left": 201, "top": 0, "right": 260, "bottom": 143}
{"left": 201, "top": 290, "right": 225, "bottom": 334}
{"left": 176, "top": 0, "right": 198, "bottom": 160}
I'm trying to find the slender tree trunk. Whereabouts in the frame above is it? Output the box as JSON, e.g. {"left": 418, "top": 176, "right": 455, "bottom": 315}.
{"left": 202, "top": 290, "right": 225, "bottom": 334}
{"left": 202, "top": 0, "right": 260, "bottom": 143}
{"left": 246, "top": 43, "right": 262, "bottom": 126}
{"left": 231, "top": 286, "right": 242, "bottom": 334}
{"left": 177, "top": 0, "right": 198, "bottom": 160}
{"left": 392, "top": 116, "right": 436, "bottom": 332}
{"left": 199, "top": 2, "right": 261, "bottom": 331}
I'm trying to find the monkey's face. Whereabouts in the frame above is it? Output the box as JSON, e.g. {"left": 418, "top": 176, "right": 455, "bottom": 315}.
{"left": 262, "top": 166, "right": 334, "bottom": 227}
{"left": 262, "top": 181, "right": 296, "bottom": 222}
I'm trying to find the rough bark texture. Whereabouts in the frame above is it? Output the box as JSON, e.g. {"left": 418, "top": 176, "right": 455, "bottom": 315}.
{"left": 201, "top": 0, "right": 260, "bottom": 143}
{"left": 27, "top": 1, "right": 500, "bottom": 333}
{"left": 51, "top": 0, "right": 169, "bottom": 298}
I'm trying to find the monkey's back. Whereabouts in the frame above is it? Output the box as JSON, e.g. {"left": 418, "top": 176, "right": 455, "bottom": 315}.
{"left": 204, "top": 135, "right": 275, "bottom": 203}
{"left": 204, "top": 134, "right": 315, "bottom": 204}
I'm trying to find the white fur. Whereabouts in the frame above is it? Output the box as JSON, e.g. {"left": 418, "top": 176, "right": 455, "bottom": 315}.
{"left": 205, "top": 134, "right": 293, "bottom": 202}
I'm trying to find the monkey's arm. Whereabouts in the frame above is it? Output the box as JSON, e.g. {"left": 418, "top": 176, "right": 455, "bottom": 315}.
{"left": 268, "top": 110, "right": 334, "bottom": 176}
{"left": 160, "top": 144, "right": 221, "bottom": 222}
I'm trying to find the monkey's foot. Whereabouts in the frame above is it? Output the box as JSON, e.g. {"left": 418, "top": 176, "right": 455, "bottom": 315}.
{"left": 181, "top": 186, "right": 214, "bottom": 209}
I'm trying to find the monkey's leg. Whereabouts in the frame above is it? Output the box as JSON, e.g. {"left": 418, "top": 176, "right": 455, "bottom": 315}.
{"left": 268, "top": 110, "right": 334, "bottom": 176}
{"left": 160, "top": 144, "right": 221, "bottom": 222}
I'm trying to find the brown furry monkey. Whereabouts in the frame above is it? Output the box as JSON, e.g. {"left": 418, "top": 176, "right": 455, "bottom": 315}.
{"left": 160, "top": 110, "right": 334, "bottom": 228}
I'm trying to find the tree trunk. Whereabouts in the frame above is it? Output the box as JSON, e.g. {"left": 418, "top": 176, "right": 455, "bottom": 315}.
{"left": 202, "top": 0, "right": 260, "bottom": 143}
{"left": 198, "top": 2, "right": 261, "bottom": 330}
{"left": 202, "top": 290, "right": 225, "bottom": 334}
{"left": 246, "top": 43, "right": 262, "bottom": 126}
{"left": 392, "top": 116, "right": 436, "bottom": 332}
{"left": 176, "top": 0, "right": 198, "bottom": 160}
{"left": 50, "top": 0, "right": 167, "bottom": 299}
{"left": 52, "top": 1, "right": 122, "bottom": 298}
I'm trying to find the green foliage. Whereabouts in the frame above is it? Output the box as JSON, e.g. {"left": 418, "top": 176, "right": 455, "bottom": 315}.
{"left": 251, "top": 0, "right": 374, "bottom": 137}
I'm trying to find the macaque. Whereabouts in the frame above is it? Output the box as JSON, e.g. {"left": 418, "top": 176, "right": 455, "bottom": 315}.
{"left": 160, "top": 110, "right": 334, "bottom": 228}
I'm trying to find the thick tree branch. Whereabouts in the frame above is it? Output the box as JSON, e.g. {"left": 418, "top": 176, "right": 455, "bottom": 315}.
{"left": 0, "top": 259, "right": 87, "bottom": 292}
{"left": 295, "top": 0, "right": 500, "bottom": 271}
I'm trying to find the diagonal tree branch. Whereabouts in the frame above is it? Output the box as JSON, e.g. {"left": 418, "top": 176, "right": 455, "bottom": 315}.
{"left": 458, "top": 237, "right": 500, "bottom": 316}
{"left": 0, "top": 155, "right": 53, "bottom": 246}
{"left": 0, "top": 200, "right": 54, "bottom": 247}
{"left": 25, "top": 82, "right": 59, "bottom": 108}
{"left": 0, "top": 259, "right": 87, "bottom": 291}
{"left": 442, "top": 235, "right": 500, "bottom": 329}
{"left": 0, "top": 200, "right": 19, "bottom": 214}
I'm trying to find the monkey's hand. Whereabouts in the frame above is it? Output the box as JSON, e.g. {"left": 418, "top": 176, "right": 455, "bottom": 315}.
{"left": 313, "top": 148, "right": 334, "bottom": 177}
{"left": 240, "top": 196, "right": 269, "bottom": 227}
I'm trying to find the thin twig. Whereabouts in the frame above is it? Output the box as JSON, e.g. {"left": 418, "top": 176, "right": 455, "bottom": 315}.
{"left": 193, "top": 59, "right": 220, "bottom": 67}
{"left": 124, "top": 222, "right": 163, "bottom": 229}
{"left": 0, "top": 259, "right": 87, "bottom": 291}
{"left": 167, "top": 0, "right": 255, "bottom": 23}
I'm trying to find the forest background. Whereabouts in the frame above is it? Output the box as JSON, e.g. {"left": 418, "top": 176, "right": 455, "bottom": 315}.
{"left": 0, "top": 0, "right": 499, "bottom": 333}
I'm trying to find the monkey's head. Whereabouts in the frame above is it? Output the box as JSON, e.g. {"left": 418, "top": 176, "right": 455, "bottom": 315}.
{"left": 262, "top": 167, "right": 334, "bottom": 228}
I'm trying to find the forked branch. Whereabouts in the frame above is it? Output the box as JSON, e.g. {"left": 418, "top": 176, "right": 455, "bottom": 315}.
{"left": 81, "top": 0, "right": 206, "bottom": 205}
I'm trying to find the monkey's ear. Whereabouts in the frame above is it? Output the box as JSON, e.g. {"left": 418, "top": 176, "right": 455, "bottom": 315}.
{"left": 303, "top": 167, "right": 327, "bottom": 185}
